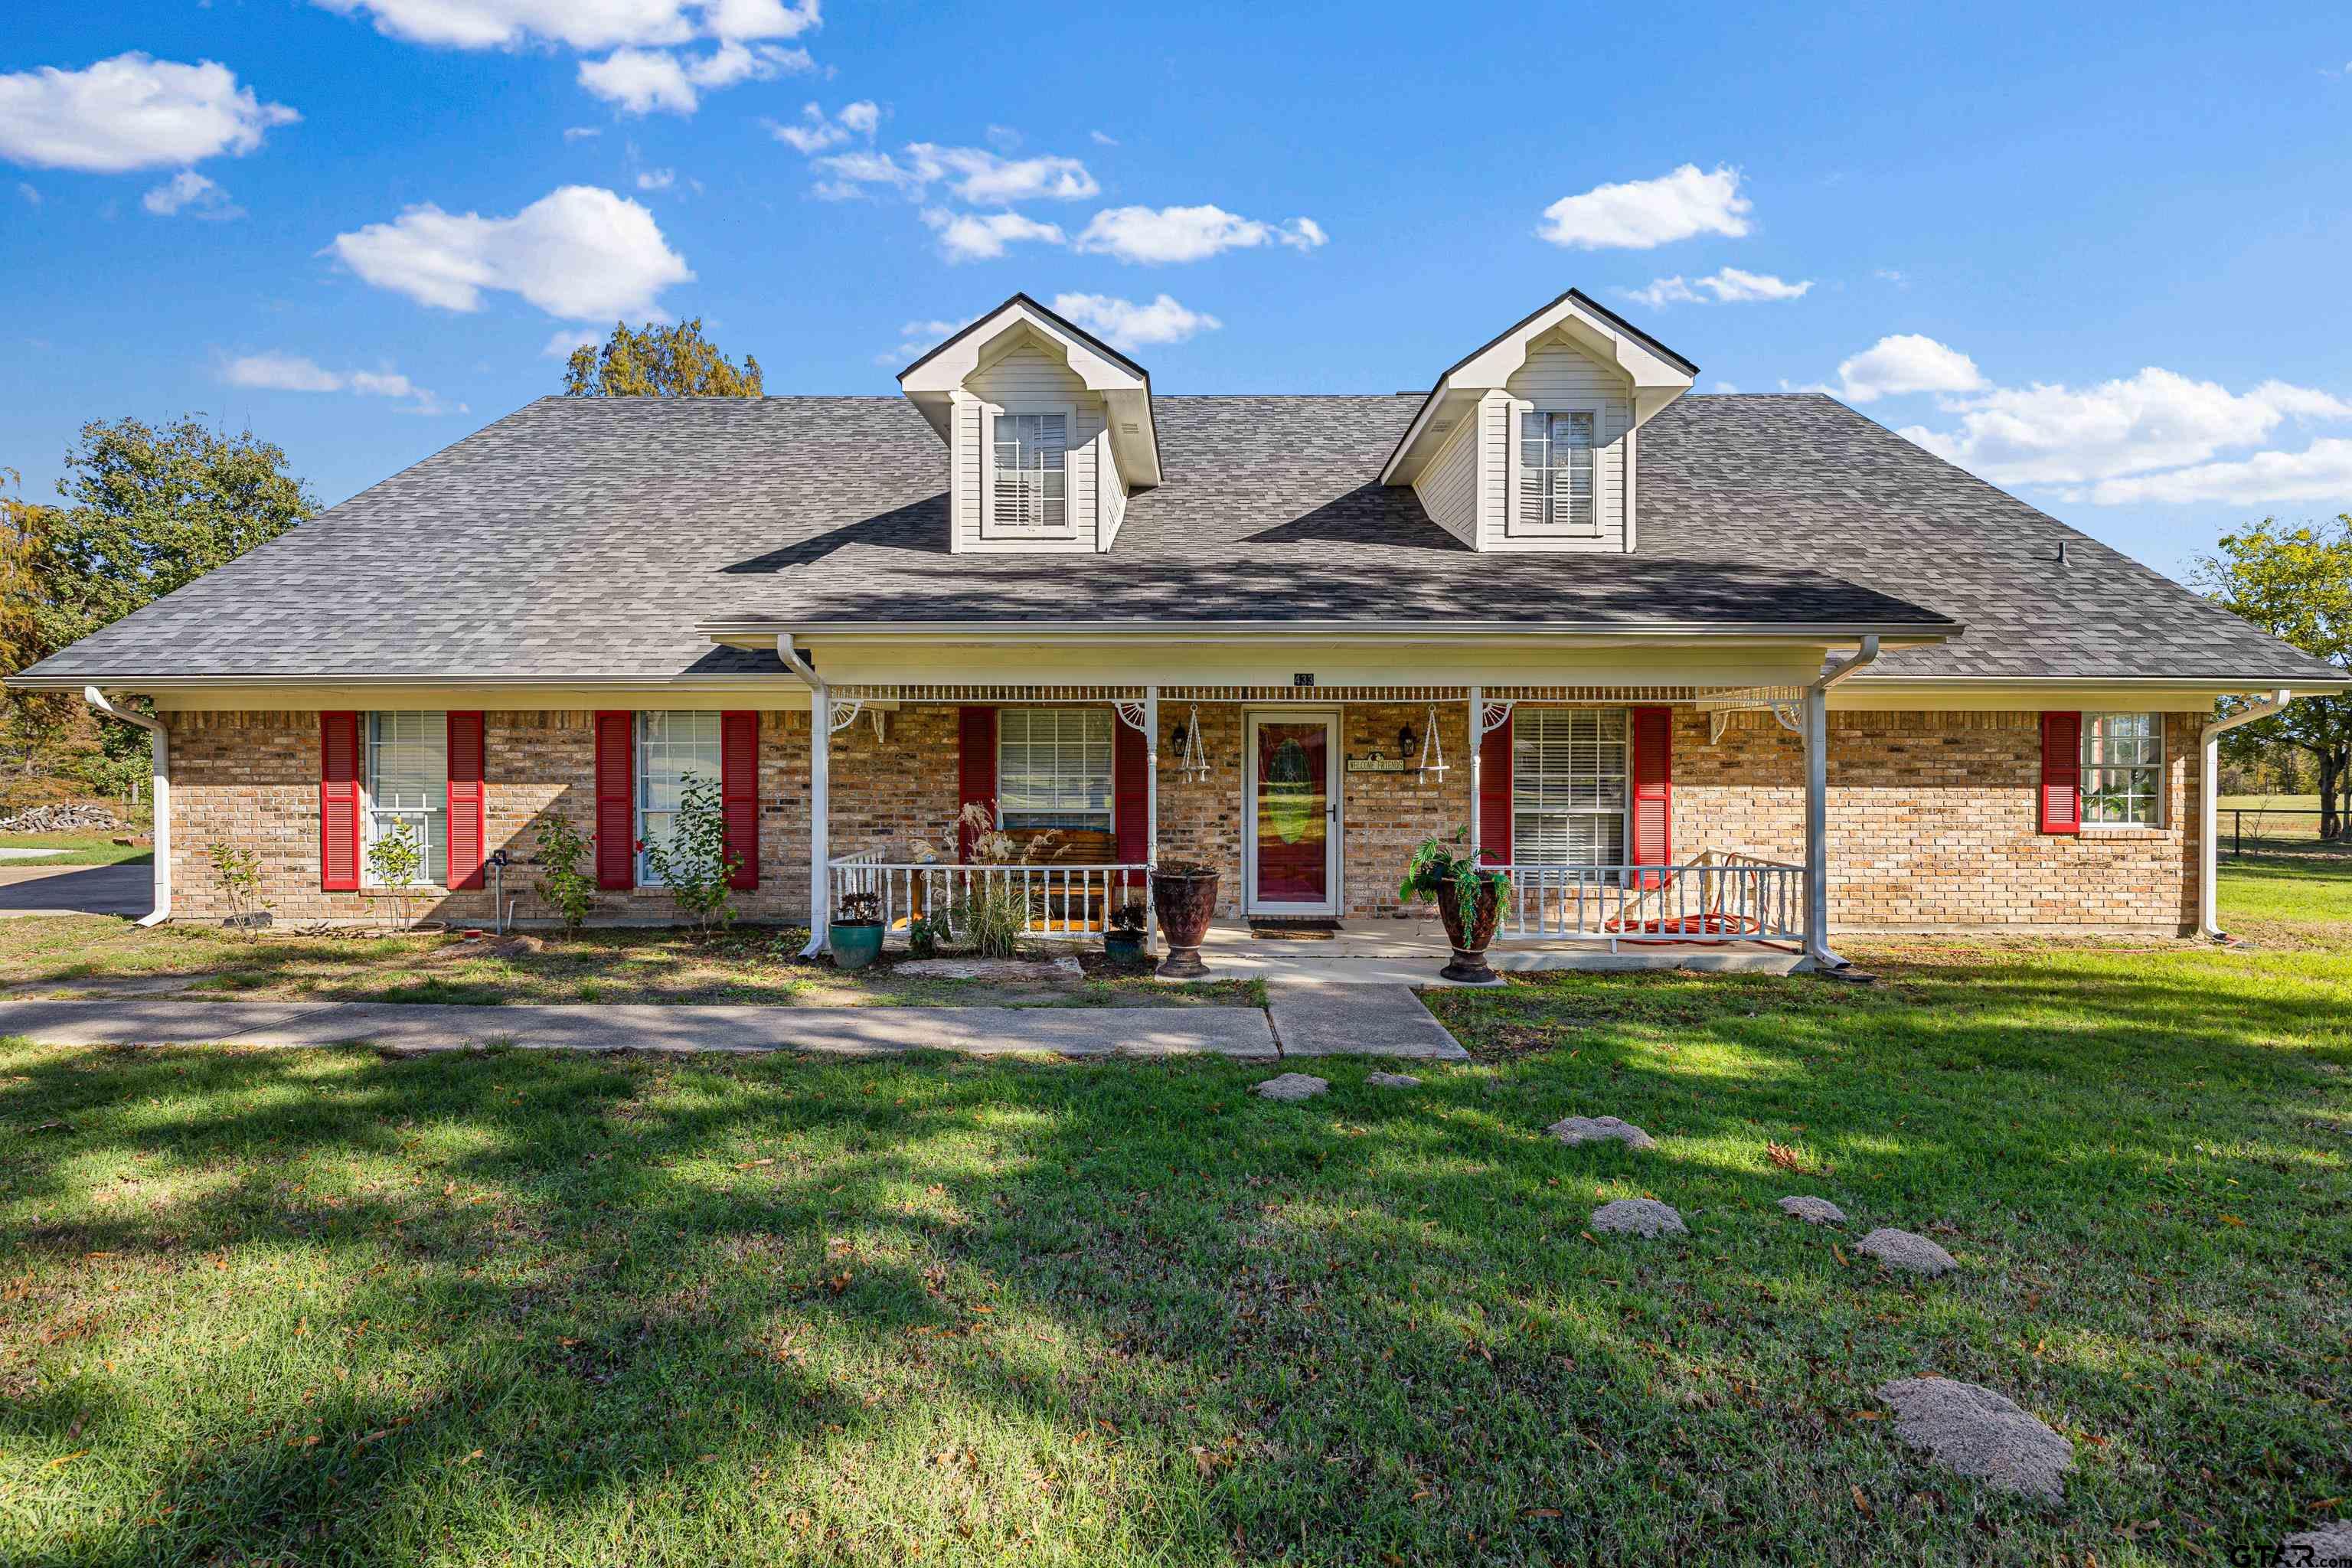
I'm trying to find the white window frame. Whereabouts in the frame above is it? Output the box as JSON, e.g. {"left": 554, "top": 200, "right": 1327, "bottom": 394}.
{"left": 363, "top": 710, "right": 446, "bottom": 887}
{"left": 2080, "top": 712, "right": 2164, "bottom": 829}
{"left": 1511, "top": 707, "right": 1630, "bottom": 867}
{"left": 636, "top": 710, "right": 724, "bottom": 886}
{"left": 980, "top": 403, "right": 1078, "bottom": 541}
{"left": 1509, "top": 404, "right": 1601, "bottom": 539}
{"left": 997, "top": 706, "right": 1114, "bottom": 831}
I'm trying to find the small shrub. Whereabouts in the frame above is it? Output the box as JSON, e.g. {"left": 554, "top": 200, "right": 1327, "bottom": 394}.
{"left": 364, "top": 822, "right": 425, "bottom": 929}
{"left": 204, "top": 841, "right": 268, "bottom": 938}
{"left": 906, "top": 914, "right": 940, "bottom": 958}
{"left": 642, "top": 775, "right": 739, "bottom": 936}
{"left": 531, "top": 812, "right": 596, "bottom": 933}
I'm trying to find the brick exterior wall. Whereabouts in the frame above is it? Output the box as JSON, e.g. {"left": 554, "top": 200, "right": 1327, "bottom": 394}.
{"left": 165, "top": 703, "right": 2203, "bottom": 936}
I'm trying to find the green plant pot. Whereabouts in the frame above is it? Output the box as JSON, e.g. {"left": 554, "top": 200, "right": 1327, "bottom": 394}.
{"left": 1103, "top": 933, "right": 1145, "bottom": 963}
{"left": 828, "top": 920, "right": 884, "bottom": 970}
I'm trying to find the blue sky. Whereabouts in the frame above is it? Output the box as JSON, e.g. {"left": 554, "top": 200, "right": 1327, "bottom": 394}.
{"left": 6, "top": 1, "right": 2351, "bottom": 582}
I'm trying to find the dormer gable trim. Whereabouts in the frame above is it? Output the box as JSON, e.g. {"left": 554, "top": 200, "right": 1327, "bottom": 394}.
{"left": 899, "top": 293, "right": 1161, "bottom": 487}
{"left": 1380, "top": 288, "right": 1697, "bottom": 487}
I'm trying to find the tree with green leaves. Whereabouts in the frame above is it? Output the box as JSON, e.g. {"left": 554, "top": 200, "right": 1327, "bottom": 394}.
{"left": 2197, "top": 515, "right": 2352, "bottom": 841}
{"left": 562, "top": 318, "right": 763, "bottom": 398}
{"left": 33, "top": 416, "right": 316, "bottom": 655}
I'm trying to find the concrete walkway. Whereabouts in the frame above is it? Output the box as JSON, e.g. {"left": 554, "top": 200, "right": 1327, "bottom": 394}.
{"left": 0, "top": 987, "right": 1475, "bottom": 1063}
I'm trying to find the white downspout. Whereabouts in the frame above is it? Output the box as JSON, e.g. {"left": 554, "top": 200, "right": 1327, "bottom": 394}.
{"left": 777, "top": 639, "right": 829, "bottom": 958}
{"left": 81, "top": 686, "right": 170, "bottom": 926}
{"left": 1803, "top": 636, "right": 1880, "bottom": 970}
{"left": 1466, "top": 684, "right": 1483, "bottom": 863}
{"left": 2199, "top": 689, "right": 2292, "bottom": 942}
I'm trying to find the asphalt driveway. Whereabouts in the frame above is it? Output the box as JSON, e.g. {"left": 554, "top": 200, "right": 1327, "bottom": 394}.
{"left": 0, "top": 862, "right": 153, "bottom": 919}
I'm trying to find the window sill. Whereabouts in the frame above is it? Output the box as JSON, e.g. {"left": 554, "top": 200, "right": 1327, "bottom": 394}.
{"left": 359, "top": 884, "right": 449, "bottom": 897}
{"left": 2076, "top": 825, "right": 2167, "bottom": 838}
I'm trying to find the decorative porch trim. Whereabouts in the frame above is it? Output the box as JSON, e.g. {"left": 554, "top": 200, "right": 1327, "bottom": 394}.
{"left": 826, "top": 697, "right": 867, "bottom": 733}
{"left": 1113, "top": 700, "right": 1150, "bottom": 733}
{"left": 831, "top": 683, "right": 1147, "bottom": 703}
{"left": 826, "top": 681, "right": 1818, "bottom": 706}
{"left": 1478, "top": 700, "right": 1515, "bottom": 737}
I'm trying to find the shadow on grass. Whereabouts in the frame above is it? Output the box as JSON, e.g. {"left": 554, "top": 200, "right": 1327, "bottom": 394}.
{"left": 0, "top": 942, "right": 2346, "bottom": 1564}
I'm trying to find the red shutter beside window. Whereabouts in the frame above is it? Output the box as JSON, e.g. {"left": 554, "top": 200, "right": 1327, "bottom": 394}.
{"left": 957, "top": 706, "right": 998, "bottom": 861}
{"left": 721, "top": 710, "right": 759, "bottom": 890}
{"left": 1477, "top": 712, "right": 1513, "bottom": 865}
{"left": 594, "top": 710, "right": 635, "bottom": 890}
{"left": 1113, "top": 711, "right": 1148, "bottom": 884}
{"left": 320, "top": 712, "right": 361, "bottom": 892}
{"left": 2040, "top": 710, "right": 2082, "bottom": 835}
{"left": 1631, "top": 706, "right": 1673, "bottom": 880}
{"left": 446, "top": 712, "right": 486, "bottom": 890}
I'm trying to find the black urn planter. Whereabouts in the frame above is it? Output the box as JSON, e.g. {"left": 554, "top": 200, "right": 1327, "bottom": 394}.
{"left": 1150, "top": 864, "right": 1220, "bottom": 978}
{"left": 1434, "top": 873, "right": 1503, "bottom": 984}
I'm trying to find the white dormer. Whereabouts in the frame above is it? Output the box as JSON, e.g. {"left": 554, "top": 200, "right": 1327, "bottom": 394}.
{"left": 899, "top": 295, "right": 1161, "bottom": 554}
{"left": 1382, "top": 289, "right": 1697, "bottom": 553}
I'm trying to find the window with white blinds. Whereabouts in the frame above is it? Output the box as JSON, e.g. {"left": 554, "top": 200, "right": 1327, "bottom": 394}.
{"left": 1511, "top": 709, "right": 1628, "bottom": 864}
{"left": 1517, "top": 410, "right": 1596, "bottom": 536}
{"left": 637, "top": 710, "right": 724, "bottom": 884}
{"left": 364, "top": 711, "right": 446, "bottom": 884}
{"left": 990, "top": 413, "right": 1067, "bottom": 533}
{"left": 998, "top": 707, "right": 1112, "bottom": 828}
{"left": 2082, "top": 712, "right": 2162, "bottom": 826}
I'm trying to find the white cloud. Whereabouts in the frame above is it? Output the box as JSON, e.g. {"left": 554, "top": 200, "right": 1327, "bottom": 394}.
{"left": 984, "top": 124, "right": 1021, "bottom": 153}
{"left": 578, "top": 40, "right": 808, "bottom": 114}
{"left": 544, "top": 326, "right": 603, "bottom": 358}
{"left": 222, "top": 351, "right": 457, "bottom": 413}
{"left": 309, "top": 0, "right": 816, "bottom": 51}
{"left": 328, "top": 185, "right": 692, "bottom": 318}
{"left": 1834, "top": 334, "right": 1985, "bottom": 403}
{"left": 0, "top": 53, "right": 298, "bottom": 174}
{"left": 142, "top": 169, "right": 240, "bottom": 218}
{"left": 876, "top": 312, "right": 977, "bottom": 364}
{"left": 771, "top": 98, "right": 875, "bottom": 152}
{"left": 1089, "top": 129, "right": 1118, "bottom": 146}
{"left": 1073, "top": 204, "right": 1326, "bottom": 265}
{"left": 1050, "top": 292, "right": 1220, "bottom": 350}
{"left": 920, "top": 207, "right": 1065, "bottom": 263}
{"left": 1899, "top": 368, "right": 2352, "bottom": 487}
{"left": 1625, "top": 266, "right": 1811, "bottom": 307}
{"left": 1536, "top": 163, "right": 1750, "bottom": 250}
{"left": 563, "top": 125, "right": 602, "bottom": 141}
{"left": 15, "top": 181, "right": 38, "bottom": 206}
{"left": 636, "top": 168, "right": 675, "bottom": 190}
{"left": 2076, "top": 439, "right": 2352, "bottom": 505}
{"left": 809, "top": 142, "right": 1097, "bottom": 203}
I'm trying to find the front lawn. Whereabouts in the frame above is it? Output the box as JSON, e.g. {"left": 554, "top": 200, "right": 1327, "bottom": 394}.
{"left": 0, "top": 920, "right": 1259, "bottom": 1010}
{"left": 3, "top": 897, "right": 2347, "bottom": 1563}
{"left": 0, "top": 832, "right": 152, "bottom": 867}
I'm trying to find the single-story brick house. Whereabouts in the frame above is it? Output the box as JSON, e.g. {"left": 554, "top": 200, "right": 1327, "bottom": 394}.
{"left": 15, "top": 292, "right": 2346, "bottom": 967}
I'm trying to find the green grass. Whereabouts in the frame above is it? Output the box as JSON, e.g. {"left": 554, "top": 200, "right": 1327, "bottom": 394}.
{"left": 1, "top": 874, "right": 2347, "bottom": 1562}
{"left": 0, "top": 921, "right": 1259, "bottom": 1010}
{"left": 0, "top": 832, "right": 152, "bottom": 867}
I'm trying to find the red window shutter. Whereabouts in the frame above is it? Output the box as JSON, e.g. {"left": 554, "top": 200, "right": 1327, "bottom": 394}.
{"left": 1113, "top": 711, "right": 1148, "bottom": 883}
{"left": 1631, "top": 706, "right": 1673, "bottom": 876}
{"left": 957, "top": 706, "right": 998, "bottom": 861}
{"left": 446, "top": 712, "right": 486, "bottom": 890}
{"left": 319, "top": 712, "right": 361, "bottom": 892}
{"left": 1477, "top": 711, "right": 1513, "bottom": 865}
{"left": 2040, "top": 710, "right": 2082, "bottom": 835}
{"left": 593, "top": 710, "right": 635, "bottom": 890}
{"left": 721, "top": 710, "right": 759, "bottom": 890}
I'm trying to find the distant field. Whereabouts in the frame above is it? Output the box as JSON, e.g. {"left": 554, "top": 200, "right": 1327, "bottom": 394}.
{"left": 2217, "top": 795, "right": 2321, "bottom": 811}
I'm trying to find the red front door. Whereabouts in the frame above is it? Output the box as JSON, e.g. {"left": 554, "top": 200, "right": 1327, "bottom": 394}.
{"left": 1251, "top": 716, "right": 1334, "bottom": 909}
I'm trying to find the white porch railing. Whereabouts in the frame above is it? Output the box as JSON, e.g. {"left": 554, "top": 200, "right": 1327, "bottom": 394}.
{"left": 1491, "top": 850, "right": 1805, "bottom": 946}
{"left": 828, "top": 856, "right": 1152, "bottom": 944}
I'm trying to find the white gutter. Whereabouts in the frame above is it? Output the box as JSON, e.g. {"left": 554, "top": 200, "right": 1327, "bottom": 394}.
{"left": 80, "top": 687, "right": 170, "bottom": 926}
{"left": 776, "top": 638, "right": 830, "bottom": 958}
{"left": 701, "top": 617, "right": 1959, "bottom": 645}
{"left": 1802, "top": 635, "right": 1880, "bottom": 970}
{"left": 2199, "top": 689, "right": 2294, "bottom": 942}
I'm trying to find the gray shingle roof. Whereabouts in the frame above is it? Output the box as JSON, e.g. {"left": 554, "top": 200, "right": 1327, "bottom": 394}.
{"left": 16, "top": 390, "right": 2339, "bottom": 688}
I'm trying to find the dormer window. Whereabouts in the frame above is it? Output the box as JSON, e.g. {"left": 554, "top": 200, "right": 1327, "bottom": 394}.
{"left": 989, "top": 411, "right": 1069, "bottom": 535}
{"left": 1517, "top": 410, "right": 1596, "bottom": 537}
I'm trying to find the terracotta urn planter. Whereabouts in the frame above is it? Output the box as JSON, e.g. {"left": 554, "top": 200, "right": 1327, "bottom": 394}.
{"left": 1150, "top": 864, "right": 1220, "bottom": 978}
{"left": 1434, "top": 873, "right": 1503, "bottom": 984}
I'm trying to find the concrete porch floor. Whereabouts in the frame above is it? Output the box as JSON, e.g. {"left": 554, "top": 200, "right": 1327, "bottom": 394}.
{"left": 1194, "top": 917, "right": 1807, "bottom": 985}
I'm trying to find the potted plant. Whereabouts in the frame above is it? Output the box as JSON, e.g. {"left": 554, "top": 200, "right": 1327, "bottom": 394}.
{"left": 1103, "top": 899, "right": 1148, "bottom": 964}
{"left": 828, "top": 890, "right": 885, "bottom": 971}
{"left": 1149, "top": 861, "right": 1220, "bottom": 978}
{"left": 1399, "top": 828, "right": 1511, "bottom": 983}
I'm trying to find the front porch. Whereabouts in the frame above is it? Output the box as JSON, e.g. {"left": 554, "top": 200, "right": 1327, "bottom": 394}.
{"left": 802, "top": 672, "right": 1864, "bottom": 973}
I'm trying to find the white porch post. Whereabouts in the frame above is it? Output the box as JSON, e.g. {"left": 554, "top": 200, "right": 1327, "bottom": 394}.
{"left": 777, "top": 639, "right": 831, "bottom": 957}
{"left": 1144, "top": 684, "right": 1159, "bottom": 952}
{"left": 2200, "top": 689, "right": 2294, "bottom": 940}
{"left": 1802, "top": 684, "right": 1838, "bottom": 969}
{"left": 1467, "top": 684, "right": 1483, "bottom": 860}
{"left": 83, "top": 687, "right": 170, "bottom": 926}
